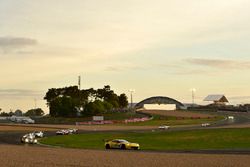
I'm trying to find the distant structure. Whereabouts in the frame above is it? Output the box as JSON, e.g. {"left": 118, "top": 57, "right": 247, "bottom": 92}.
{"left": 135, "top": 96, "right": 184, "bottom": 110}
{"left": 78, "top": 76, "right": 81, "bottom": 90}
{"left": 204, "top": 95, "right": 229, "bottom": 105}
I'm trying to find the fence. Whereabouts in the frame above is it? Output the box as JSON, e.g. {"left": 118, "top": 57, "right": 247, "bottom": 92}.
{"left": 76, "top": 117, "right": 151, "bottom": 125}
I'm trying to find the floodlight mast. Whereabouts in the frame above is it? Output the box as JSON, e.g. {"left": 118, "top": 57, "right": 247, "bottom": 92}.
{"left": 190, "top": 88, "right": 196, "bottom": 106}
{"left": 128, "top": 89, "right": 135, "bottom": 109}
{"left": 78, "top": 76, "right": 81, "bottom": 90}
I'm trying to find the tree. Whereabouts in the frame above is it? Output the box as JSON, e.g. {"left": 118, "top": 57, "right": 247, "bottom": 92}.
{"left": 44, "top": 86, "right": 90, "bottom": 113}
{"left": 25, "top": 108, "right": 44, "bottom": 116}
{"left": 83, "top": 88, "right": 96, "bottom": 103}
{"left": 0, "top": 112, "right": 10, "bottom": 116}
{"left": 44, "top": 86, "right": 81, "bottom": 104}
{"left": 14, "top": 109, "right": 23, "bottom": 116}
{"left": 9, "top": 111, "right": 14, "bottom": 116}
{"left": 44, "top": 85, "right": 128, "bottom": 117}
{"left": 83, "top": 100, "right": 106, "bottom": 115}
{"left": 96, "top": 85, "right": 120, "bottom": 108}
{"left": 49, "top": 96, "right": 78, "bottom": 117}
{"left": 103, "top": 101, "right": 113, "bottom": 111}
{"left": 118, "top": 93, "right": 128, "bottom": 108}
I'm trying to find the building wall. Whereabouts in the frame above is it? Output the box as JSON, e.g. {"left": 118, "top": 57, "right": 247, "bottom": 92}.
{"left": 143, "top": 104, "right": 176, "bottom": 110}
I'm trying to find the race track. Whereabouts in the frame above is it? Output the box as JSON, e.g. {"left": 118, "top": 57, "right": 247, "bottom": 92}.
{"left": 1, "top": 145, "right": 250, "bottom": 167}
{"left": 0, "top": 111, "right": 250, "bottom": 166}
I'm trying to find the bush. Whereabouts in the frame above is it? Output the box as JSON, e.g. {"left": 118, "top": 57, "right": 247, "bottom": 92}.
{"left": 83, "top": 100, "right": 113, "bottom": 116}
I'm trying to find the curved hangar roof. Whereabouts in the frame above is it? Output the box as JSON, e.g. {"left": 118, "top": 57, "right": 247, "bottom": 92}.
{"left": 135, "top": 96, "right": 184, "bottom": 109}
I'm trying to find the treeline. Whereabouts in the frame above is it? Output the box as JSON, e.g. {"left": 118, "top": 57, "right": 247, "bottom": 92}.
{"left": 0, "top": 108, "right": 44, "bottom": 117}
{"left": 44, "top": 85, "right": 128, "bottom": 117}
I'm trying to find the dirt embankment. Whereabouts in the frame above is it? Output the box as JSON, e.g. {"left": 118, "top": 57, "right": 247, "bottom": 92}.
{"left": 0, "top": 145, "right": 249, "bottom": 167}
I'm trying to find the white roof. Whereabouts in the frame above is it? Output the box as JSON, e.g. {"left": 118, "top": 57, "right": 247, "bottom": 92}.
{"left": 204, "top": 95, "right": 229, "bottom": 102}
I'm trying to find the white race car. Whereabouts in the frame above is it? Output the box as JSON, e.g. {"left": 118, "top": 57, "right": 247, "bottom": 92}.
{"left": 22, "top": 119, "right": 35, "bottom": 124}
{"left": 68, "top": 129, "right": 78, "bottom": 134}
{"left": 56, "top": 129, "right": 78, "bottom": 135}
{"left": 32, "top": 131, "right": 44, "bottom": 138}
{"left": 56, "top": 129, "right": 69, "bottom": 135}
{"left": 21, "top": 133, "right": 38, "bottom": 144}
{"left": 158, "top": 125, "right": 170, "bottom": 130}
{"left": 201, "top": 123, "right": 210, "bottom": 127}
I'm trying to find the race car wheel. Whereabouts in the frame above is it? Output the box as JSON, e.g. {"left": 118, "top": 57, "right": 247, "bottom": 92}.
{"left": 121, "top": 144, "right": 126, "bottom": 150}
{"left": 105, "top": 144, "right": 110, "bottom": 149}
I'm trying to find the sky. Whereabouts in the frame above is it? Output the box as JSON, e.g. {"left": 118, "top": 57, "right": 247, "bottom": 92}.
{"left": 1, "top": 0, "right": 250, "bottom": 113}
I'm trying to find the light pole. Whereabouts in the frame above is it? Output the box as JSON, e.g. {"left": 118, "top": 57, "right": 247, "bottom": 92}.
{"left": 128, "top": 89, "right": 135, "bottom": 109}
{"left": 190, "top": 88, "right": 196, "bottom": 106}
{"left": 78, "top": 76, "right": 81, "bottom": 90}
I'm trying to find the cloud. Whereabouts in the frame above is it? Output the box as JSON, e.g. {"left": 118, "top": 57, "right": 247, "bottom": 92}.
{"left": 154, "top": 62, "right": 215, "bottom": 75}
{"left": 104, "top": 64, "right": 146, "bottom": 72}
{"left": 185, "top": 58, "right": 250, "bottom": 70}
{"left": 105, "top": 66, "right": 122, "bottom": 72}
{"left": 228, "top": 96, "right": 250, "bottom": 104}
{"left": 0, "top": 89, "right": 43, "bottom": 99}
{"left": 228, "top": 96, "right": 250, "bottom": 100}
{"left": 0, "top": 36, "right": 37, "bottom": 53}
{"left": 172, "top": 69, "right": 212, "bottom": 75}
{"left": 0, "top": 37, "right": 37, "bottom": 46}
{"left": 153, "top": 58, "right": 250, "bottom": 76}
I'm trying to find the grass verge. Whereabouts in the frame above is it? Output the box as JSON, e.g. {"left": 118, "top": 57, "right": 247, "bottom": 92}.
{"left": 40, "top": 128, "right": 250, "bottom": 151}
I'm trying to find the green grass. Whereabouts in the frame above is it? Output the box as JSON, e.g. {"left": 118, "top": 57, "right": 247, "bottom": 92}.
{"left": 40, "top": 128, "right": 250, "bottom": 150}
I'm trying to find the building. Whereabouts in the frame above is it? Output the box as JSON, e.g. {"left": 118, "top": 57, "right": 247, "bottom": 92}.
{"left": 135, "top": 96, "right": 184, "bottom": 110}
{"left": 204, "top": 94, "right": 229, "bottom": 105}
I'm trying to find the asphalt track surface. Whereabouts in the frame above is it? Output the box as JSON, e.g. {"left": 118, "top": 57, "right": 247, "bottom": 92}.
{"left": 1, "top": 112, "right": 250, "bottom": 167}
{"left": 0, "top": 111, "right": 250, "bottom": 154}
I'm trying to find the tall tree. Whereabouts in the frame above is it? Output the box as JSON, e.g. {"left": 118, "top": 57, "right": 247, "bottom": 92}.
{"left": 83, "top": 100, "right": 107, "bottom": 115}
{"left": 118, "top": 93, "right": 128, "bottom": 108}
{"left": 49, "top": 96, "right": 77, "bottom": 117}
{"left": 44, "top": 85, "right": 128, "bottom": 117}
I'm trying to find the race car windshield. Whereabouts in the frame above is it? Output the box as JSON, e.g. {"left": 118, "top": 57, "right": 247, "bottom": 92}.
{"left": 118, "top": 140, "right": 129, "bottom": 143}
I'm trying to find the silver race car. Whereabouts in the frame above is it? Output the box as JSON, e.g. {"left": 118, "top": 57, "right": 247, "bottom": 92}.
{"left": 32, "top": 131, "right": 44, "bottom": 138}
{"left": 21, "top": 133, "right": 38, "bottom": 144}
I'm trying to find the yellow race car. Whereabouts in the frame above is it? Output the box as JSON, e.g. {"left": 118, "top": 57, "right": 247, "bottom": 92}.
{"left": 105, "top": 139, "right": 140, "bottom": 150}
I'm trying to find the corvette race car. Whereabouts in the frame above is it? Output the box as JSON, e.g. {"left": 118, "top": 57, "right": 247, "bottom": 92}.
{"left": 105, "top": 139, "right": 140, "bottom": 150}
